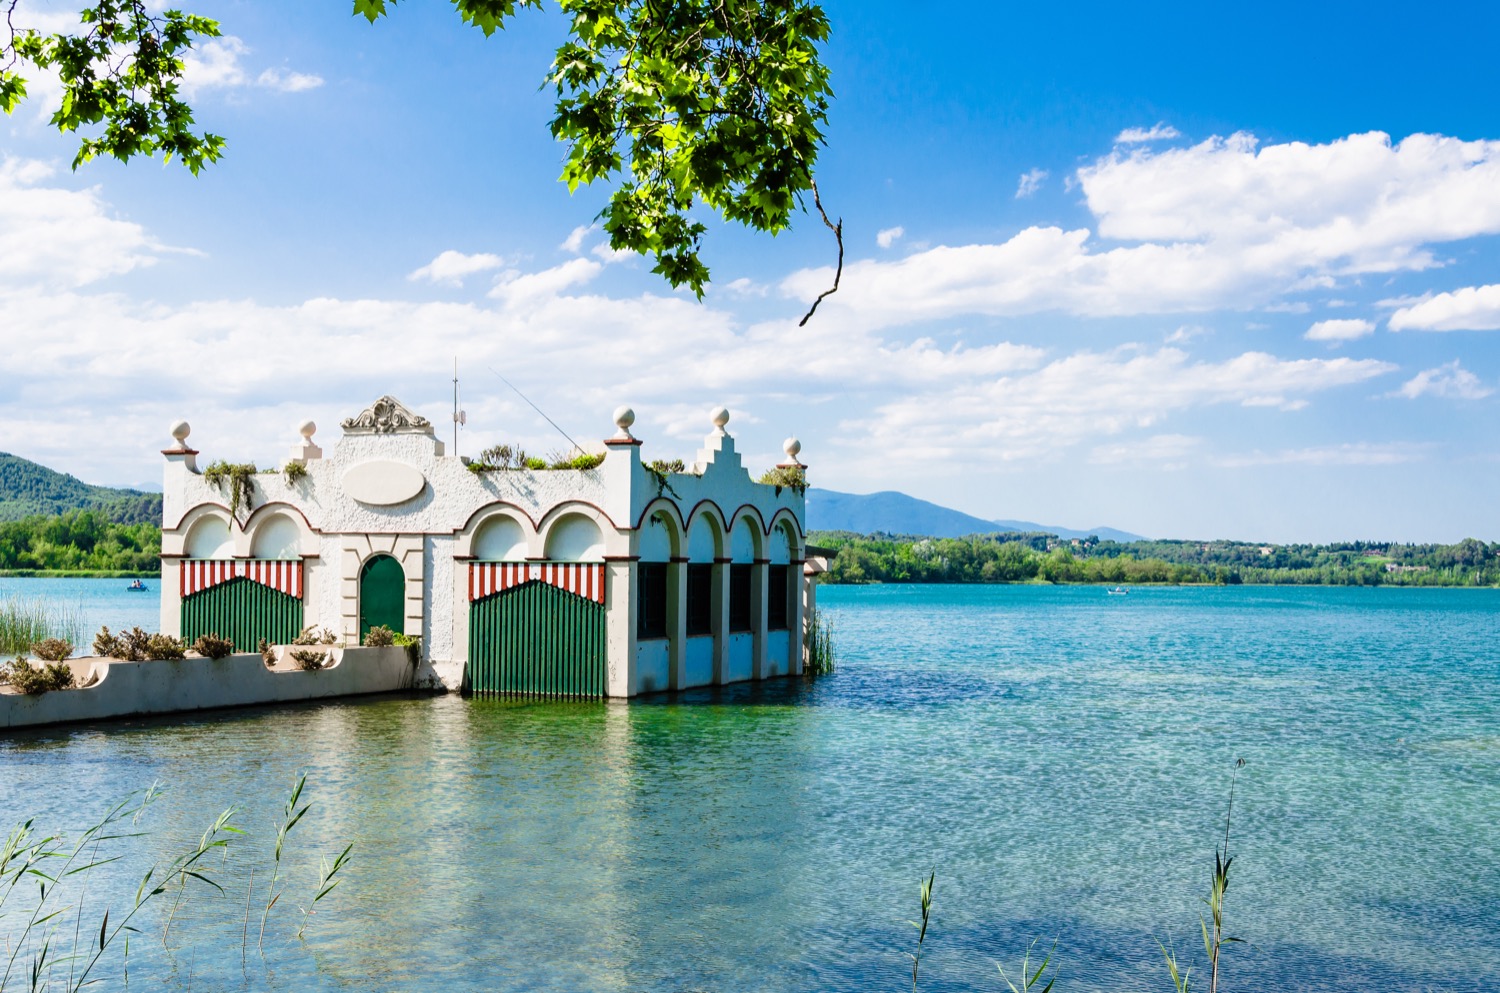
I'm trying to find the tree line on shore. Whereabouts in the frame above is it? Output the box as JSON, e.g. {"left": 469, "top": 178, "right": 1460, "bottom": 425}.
{"left": 809, "top": 531, "right": 1500, "bottom": 587}
{"left": 0, "top": 510, "right": 159, "bottom": 574}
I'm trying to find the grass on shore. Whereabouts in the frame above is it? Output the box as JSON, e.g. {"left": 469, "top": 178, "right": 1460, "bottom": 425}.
{"left": 0, "top": 595, "right": 88, "bottom": 656}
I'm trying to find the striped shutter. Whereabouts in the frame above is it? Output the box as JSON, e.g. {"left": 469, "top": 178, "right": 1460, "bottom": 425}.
{"left": 469, "top": 562, "right": 605, "bottom": 605}
{"left": 181, "top": 559, "right": 303, "bottom": 599}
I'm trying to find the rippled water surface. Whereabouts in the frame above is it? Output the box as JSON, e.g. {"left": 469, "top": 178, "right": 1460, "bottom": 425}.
{"left": 2, "top": 583, "right": 1498, "bottom": 992}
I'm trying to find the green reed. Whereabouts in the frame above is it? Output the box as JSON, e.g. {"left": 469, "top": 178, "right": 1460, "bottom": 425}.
{"left": 0, "top": 597, "right": 86, "bottom": 657}
{"left": 805, "top": 605, "right": 837, "bottom": 676}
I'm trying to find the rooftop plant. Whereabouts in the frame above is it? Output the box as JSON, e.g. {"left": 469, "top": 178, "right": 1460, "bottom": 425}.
{"left": 759, "top": 465, "right": 807, "bottom": 497}
{"left": 203, "top": 460, "right": 258, "bottom": 519}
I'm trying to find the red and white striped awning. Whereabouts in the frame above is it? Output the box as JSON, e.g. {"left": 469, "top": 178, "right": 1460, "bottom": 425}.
{"left": 469, "top": 562, "right": 605, "bottom": 605}
{"left": 181, "top": 559, "right": 303, "bottom": 599}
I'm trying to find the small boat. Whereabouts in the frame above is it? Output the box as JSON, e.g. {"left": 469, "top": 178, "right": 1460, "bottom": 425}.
{"left": 126, "top": 580, "right": 149, "bottom": 592}
{"left": 1107, "top": 586, "right": 1129, "bottom": 596}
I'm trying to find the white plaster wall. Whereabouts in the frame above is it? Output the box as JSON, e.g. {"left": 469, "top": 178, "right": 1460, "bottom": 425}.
{"left": 634, "top": 639, "right": 670, "bottom": 695}
{"left": 727, "top": 632, "right": 754, "bottom": 683}
{"left": 684, "top": 636, "right": 715, "bottom": 688}
{"left": 0, "top": 647, "right": 414, "bottom": 729}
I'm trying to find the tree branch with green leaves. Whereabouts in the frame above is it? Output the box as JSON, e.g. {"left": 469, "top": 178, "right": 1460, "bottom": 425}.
{"left": 5, "top": 0, "right": 842, "bottom": 313}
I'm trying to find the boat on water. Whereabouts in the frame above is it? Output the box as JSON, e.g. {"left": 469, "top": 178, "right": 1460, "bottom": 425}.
{"left": 126, "top": 579, "right": 149, "bottom": 592}
{"left": 1107, "top": 586, "right": 1129, "bottom": 596}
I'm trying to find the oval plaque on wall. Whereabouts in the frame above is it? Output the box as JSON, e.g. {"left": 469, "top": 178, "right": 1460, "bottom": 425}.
{"left": 342, "top": 461, "right": 426, "bottom": 506}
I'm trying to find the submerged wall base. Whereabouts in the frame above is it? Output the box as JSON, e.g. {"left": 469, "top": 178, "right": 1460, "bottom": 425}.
{"left": 0, "top": 647, "right": 427, "bottom": 730}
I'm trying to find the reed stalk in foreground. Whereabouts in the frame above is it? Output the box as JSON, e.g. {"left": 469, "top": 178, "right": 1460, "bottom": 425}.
{"left": 998, "top": 938, "right": 1059, "bottom": 993}
{"left": 1163, "top": 757, "right": 1248, "bottom": 993}
{"left": 908, "top": 870, "right": 934, "bottom": 992}
{"left": 259, "top": 773, "right": 311, "bottom": 950}
{"left": 805, "top": 605, "right": 837, "bottom": 676}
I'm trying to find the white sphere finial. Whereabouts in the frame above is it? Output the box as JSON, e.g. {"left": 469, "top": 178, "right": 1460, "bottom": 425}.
{"left": 611, "top": 405, "right": 637, "bottom": 441}
{"left": 298, "top": 419, "right": 317, "bottom": 441}
{"left": 170, "top": 420, "right": 191, "bottom": 446}
{"left": 710, "top": 406, "right": 730, "bottom": 434}
{"left": 783, "top": 436, "right": 802, "bottom": 464}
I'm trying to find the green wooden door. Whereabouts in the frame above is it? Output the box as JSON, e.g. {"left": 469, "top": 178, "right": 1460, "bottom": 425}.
{"left": 467, "top": 581, "right": 606, "bottom": 697}
{"left": 359, "top": 555, "right": 405, "bottom": 640}
{"left": 181, "top": 578, "right": 302, "bottom": 653}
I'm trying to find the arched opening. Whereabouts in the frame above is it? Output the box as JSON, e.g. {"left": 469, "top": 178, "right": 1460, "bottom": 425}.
{"left": 185, "top": 515, "right": 233, "bottom": 559}
{"left": 473, "top": 515, "right": 528, "bottom": 560}
{"left": 359, "top": 554, "right": 405, "bottom": 640}
{"left": 250, "top": 513, "right": 302, "bottom": 560}
{"left": 544, "top": 513, "right": 605, "bottom": 561}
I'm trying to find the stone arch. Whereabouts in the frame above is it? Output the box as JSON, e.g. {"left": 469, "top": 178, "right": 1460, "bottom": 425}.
{"left": 728, "top": 508, "right": 765, "bottom": 563}
{"left": 543, "top": 512, "right": 606, "bottom": 562}
{"left": 249, "top": 512, "right": 305, "bottom": 560}
{"left": 637, "top": 499, "right": 684, "bottom": 561}
{"left": 684, "top": 502, "right": 726, "bottom": 561}
{"left": 184, "top": 512, "right": 233, "bottom": 559}
{"left": 454, "top": 503, "right": 538, "bottom": 559}
{"left": 768, "top": 515, "right": 801, "bottom": 565}
{"left": 473, "top": 515, "right": 529, "bottom": 561}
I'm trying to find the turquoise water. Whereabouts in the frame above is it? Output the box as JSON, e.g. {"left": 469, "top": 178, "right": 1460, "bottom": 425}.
{"left": 1, "top": 583, "right": 1498, "bottom": 991}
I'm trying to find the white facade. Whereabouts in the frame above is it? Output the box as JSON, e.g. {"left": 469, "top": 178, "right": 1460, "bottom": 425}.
{"left": 159, "top": 397, "right": 811, "bottom": 697}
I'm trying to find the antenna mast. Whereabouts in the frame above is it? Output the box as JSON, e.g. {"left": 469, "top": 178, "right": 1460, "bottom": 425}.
{"left": 452, "top": 357, "right": 466, "bottom": 457}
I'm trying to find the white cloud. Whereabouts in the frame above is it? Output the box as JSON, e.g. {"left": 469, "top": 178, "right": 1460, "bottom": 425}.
{"left": 1015, "top": 169, "right": 1047, "bottom": 199}
{"left": 407, "top": 250, "right": 506, "bottom": 286}
{"left": 182, "top": 37, "right": 322, "bottom": 95}
{"left": 847, "top": 347, "right": 1397, "bottom": 463}
{"left": 255, "top": 68, "right": 325, "bottom": 93}
{"left": 560, "top": 224, "right": 594, "bottom": 254}
{"left": 1389, "top": 284, "right": 1500, "bottom": 331}
{"left": 487, "top": 258, "right": 602, "bottom": 305}
{"left": 1115, "top": 123, "right": 1181, "bottom": 144}
{"left": 0, "top": 158, "right": 161, "bottom": 288}
{"left": 781, "top": 131, "right": 1500, "bottom": 327}
{"left": 876, "top": 226, "right": 905, "bottom": 249}
{"left": 1212, "top": 443, "right": 1426, "bottom": 468}
{"left": 1090, "top": 433, "right": 1201, "bottom": 466}
{"left": 1305, "top": 318, "right": 1374, "bottom": 342}
{"left": 1394, "top": 361, "right": 1494, "bottom": 400}
{"left": 1165, "top": 324, "right": 1210, "bottom": 344}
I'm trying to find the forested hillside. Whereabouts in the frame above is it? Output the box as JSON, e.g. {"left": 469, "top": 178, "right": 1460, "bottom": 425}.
{"left": 0, "top": 453, "right": 161, "bottom": 525}
{"left": 810, "top": 531, "right": 1500, "bottom": 587}
{"left": 0, "top": 510, "right": 159, "bottom": 574}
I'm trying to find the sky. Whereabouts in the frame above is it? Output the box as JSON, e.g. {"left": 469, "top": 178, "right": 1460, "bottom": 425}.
{"left": 3, "top": 0, "right": 1500, "bottom": 543}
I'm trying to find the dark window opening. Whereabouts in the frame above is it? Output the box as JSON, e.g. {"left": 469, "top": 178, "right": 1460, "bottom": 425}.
{"left": 637, "top": 563, "right": 668, "bottom": 640}
{"left": 767, "top": 565, "right": 790, "bottom": 631}
{"left": 729, "top": 563, "right": 753, "bottom": 632}
{"left": 686, "top": 564, "right": 714, "bottom": 636}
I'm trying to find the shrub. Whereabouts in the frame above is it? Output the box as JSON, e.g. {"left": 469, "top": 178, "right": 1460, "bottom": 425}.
{"left": 93, "top": 625, "right": 124, "bottom": 659}
{"left": 257, "top": 637, "right": 277, "bottom": 667}
{"left": 120, "top": 627, "right": 152, "bottom": 661}
{"left": 32, "top": 638, "right": 73, "bottom": 662}
{"left": 145, "top": 634, "right": 187, "bottom": 660}
{"left": 282, "top": 460, "right": 307, "bottom": 483}
{"left": 1, "top": 657, "right": 76, "bottom": 694}
{"left": 289, "top": 648, "right": 328, "bottom": 671}
{"left": 191, "top": 633, "right": 235, "bottom": 659}
{"left": 292, "top": 625, "right": 338, "bottom": 646}
{"left": 547, "top": 450, "right": 605, "bottom": 471}
{"left": 363, "top": 625, "right": 395, "bottom": 647}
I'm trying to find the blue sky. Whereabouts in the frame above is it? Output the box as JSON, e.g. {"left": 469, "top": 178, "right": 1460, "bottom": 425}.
{"left": 4, "top": 0, "right": 1500, "bottom": 542}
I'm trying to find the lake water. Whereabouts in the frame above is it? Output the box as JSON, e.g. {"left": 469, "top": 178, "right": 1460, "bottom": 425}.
{"left": 1, "top": 582, "right": 1497, "bottom": 992}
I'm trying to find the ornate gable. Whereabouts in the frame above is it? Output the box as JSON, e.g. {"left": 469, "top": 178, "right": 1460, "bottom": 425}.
{"left": 341, "top": 396, "right": 434, "bottom": 436}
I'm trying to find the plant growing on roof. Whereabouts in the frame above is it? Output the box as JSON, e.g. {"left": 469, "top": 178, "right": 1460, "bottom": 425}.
{"left": 203, "top": 460, "right": 258, "bottom": 520}
{"left": 759, "top": 465, "right": 807, "bottom": 497}
{"left": 645, "top": 458, "right": 686, "bottom": 497}
{"left": 282, "top": 460, "right": 308, "bottom": 484}
{"left": 547, "top": 449, "right": 605, "bottom": 471}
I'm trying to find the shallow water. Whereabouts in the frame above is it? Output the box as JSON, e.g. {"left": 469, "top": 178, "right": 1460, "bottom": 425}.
{"left": 1, "top": 583, "right": 1497, "bottom": 991}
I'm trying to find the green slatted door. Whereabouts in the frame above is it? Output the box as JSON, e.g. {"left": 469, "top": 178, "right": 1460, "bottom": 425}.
{"left": 467, "top": 581, "right": 606, "bottom": 697}
{"left": 359, "top": 555, "right": 405, "bottom": 641}
{"left": 181, "top": 578, "right": 303, "bottom": 653}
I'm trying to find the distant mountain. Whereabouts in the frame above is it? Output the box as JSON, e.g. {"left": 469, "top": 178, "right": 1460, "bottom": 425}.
{"left": 0, "top": 453, "right": 162, "bottom": 525}
{"left": 806, "top": 489, "right": 1145, "bottom": 542}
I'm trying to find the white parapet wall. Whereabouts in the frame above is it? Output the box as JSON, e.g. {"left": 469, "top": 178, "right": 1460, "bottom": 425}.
{"left": 0, "top": 647, "right": 415, "bottom": 730}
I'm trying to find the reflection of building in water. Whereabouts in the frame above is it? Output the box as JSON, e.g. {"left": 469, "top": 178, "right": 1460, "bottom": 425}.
{"left": 158, "top": 397, "right": 824, "bottom": 697}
